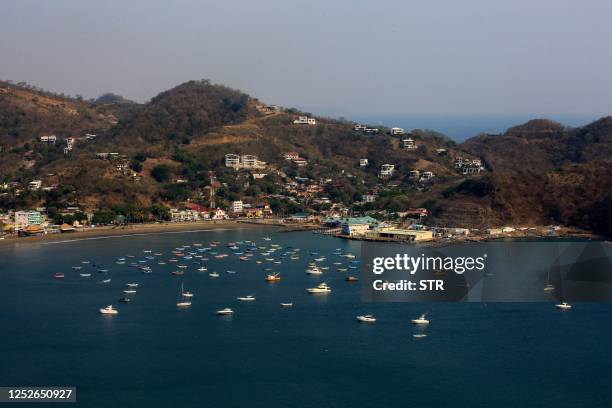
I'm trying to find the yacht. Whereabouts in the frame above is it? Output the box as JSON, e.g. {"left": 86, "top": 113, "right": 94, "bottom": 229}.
{"left": 306, "top": 266, "right": 323, "bottom": 275}
{"left": 356, "top": 315, "right": 376, "bottom": 323}
{"left": 555, "top": 302, "right": 572, "bottom": 310}
{"left": 216, "top": 308, "right": 234, "bottom": 315}
{"left": 307, "top": 282, "right": 332, "bottom": 294}
{"left": 99, "top": 305, "right": 118, "bottom": 315}
{"left": 237, "top": 295, "right": 256, "bottom": 301}
{"left": 411, "top": 314, "right": 429, "bottom": 324}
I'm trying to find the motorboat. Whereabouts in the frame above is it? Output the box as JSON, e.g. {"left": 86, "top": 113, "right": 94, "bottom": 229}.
{"left": 99, "top": 305, "right": 118, "bottom": 315}
{"left": 411, "top": 314, "right": 429, "bottom": 324}
{"left": 216, "top": 308, "right": 234, "bottom": 315}
{"left": 123, "top": 289, "right": 136, "bottom": 294}
{"left": 209, "top": 272, "right": 220, "bottom": 278}
{"left": 307, "top": 282, "right": 332, "bottom": 294}
{"left": 53, "top": 273, "right": 65, "bottom": 279}
{"left": 413, "top": 334, "right": 428, "bottom": 338}
{"left": 126, "top": 283, "right": 138, "bottom": 287}
{"left": 197, "top": 267, "right": 208, "bottom": 272}
{"left": 280, "top": 303, "right": 293, "bottom": 307}
{"left": 556, "top": 302, "right": 572, "bottom": 310}
{"left": 237, "top": 295, "right": 255, "bottom": 301}
{"left": 79, "top": 273, "right": 92, "bottom": 277}
{"left": 306, "top": 266, "right": 323, "bottom": 275}
{"left": 356, "top": 315, "right": 376, "bottom": 323}
{"left": 100, "top": 278, "right": 111, "bottom": 283}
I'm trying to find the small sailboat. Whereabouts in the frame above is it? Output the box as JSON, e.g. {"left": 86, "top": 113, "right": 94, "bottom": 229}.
{"left": 216, "top": 308, "right": 234, "bottom": 315}
{"left": 209, "top": 271, "right": 220, "bottom": 278}
{"left": 183, "top": 291, "right": 194, "bottom": 298}
{"left": 356, "top": 315, "right": 376, "bottom": 323}
{"left": 99, "top": 305, "right": 118, "bottom": 315}
{"left": 100, "top": 278, "right": 111, "bottom": 284}
{"left": 411, "top": 314, "right": 429, "bottom": 325}
{"left": 176, "top": 282, "right": 192, "bottom": 307}
{"left": 265, "top": 273, "right": 281, "bottom": 282}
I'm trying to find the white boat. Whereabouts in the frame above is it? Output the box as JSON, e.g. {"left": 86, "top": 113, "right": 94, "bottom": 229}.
{"left": 176, "top": 282, "right": 192, "bottom": 307}
{"left": 413, "top": 334, "right": 428, "bottom": 338}
{"left": 411, "top": 314, "right": 429, "bottom": 324}
{"left": 307, "top": 282, "right": 332, "bottom": 294}
{"left": 79, "top": 273, "right": 91, "bottom": 277}
{"left": 99, "top": 305, "right": 118, "bottom": 315}
{"left": 183, "top": 291, "right": 194, "bottom": 298}
{"left": 209, "top": 272, "right": 220, "bottom": 278}
{"left": 263, "top": 237, "right": 272, "bottom": 241}
{"left": 123, "top": 289, "right": 136, "bottom": 294}
{"left": 217, "top": 308, "right": 234, "bottom": 315}
{"left": 544, "top": 284, "right": 555, "bottom": 292}
{"left": 280, "top": 303, "right": 293, "bottom": 307}
{"left": 100, "top": 278, "right": 111, "bottom": 283}
{"left": 356, "top": 315, "right": 376, "bottom": 323}
{"left": 555, "top": 302, "right": 572, "bottom": 310}
{"left": 306, "top": 266, "right": 323, "bottom": 275}
{"left": 197, "top": 267, "right": 207, "bottom": 272}
{"left": 237, "top": 295, "right": 255, "bottom": 301}
{"left": 126, "top": 283, "right": 138, "bottom": 287}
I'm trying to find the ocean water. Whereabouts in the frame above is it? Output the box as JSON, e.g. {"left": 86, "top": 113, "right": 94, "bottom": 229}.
{"left": 352, "top": 114, "right": 603, "bottom": 142}
{"left": 1, "top": 229, "right": 611, "bottom": 407}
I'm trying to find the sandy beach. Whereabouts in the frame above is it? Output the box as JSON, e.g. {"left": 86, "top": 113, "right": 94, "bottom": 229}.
{"left": 0, "top": 221, "right": 277, "bottom": 246}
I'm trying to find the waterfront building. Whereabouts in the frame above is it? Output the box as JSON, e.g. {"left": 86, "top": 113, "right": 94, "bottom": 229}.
{"left": 14, "top": 210, "right": 42, "bottom": 229}
{"left": 341, "top": 216, "right": 380, "bottom": 236}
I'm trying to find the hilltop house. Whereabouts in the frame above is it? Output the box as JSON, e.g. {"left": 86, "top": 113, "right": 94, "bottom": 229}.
{"left": 455, "top": 157, "right": 484, "bottom": 174}
{"left": 390, "top": 127, "right": 405, "bottom": 135}
{"left": 293, "top": 116, "right": 316, "bottom": 125}
{"left": 379, "top": 164, "right": 395, "bottom": 178}
{"left": 353, "top": 124, "right": 367, "bottom": 131}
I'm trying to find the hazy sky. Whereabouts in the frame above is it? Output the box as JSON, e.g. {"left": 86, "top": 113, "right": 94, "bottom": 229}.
{"left": 2, "top": 0, "right": 611, "bottom": 117}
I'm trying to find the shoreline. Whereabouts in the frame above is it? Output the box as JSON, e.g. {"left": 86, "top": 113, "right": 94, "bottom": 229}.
{"left": 0, "top": 221, "right": 277, "bottom": 246}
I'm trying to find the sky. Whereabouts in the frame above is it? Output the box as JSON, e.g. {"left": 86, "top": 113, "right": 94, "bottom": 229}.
{"left": 1, "top": 0, "right": 611, "bottom": 119}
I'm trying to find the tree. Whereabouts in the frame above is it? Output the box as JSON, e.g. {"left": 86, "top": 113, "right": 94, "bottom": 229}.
{"left": 151, "top": 165, "right": 171, "bottom": 182}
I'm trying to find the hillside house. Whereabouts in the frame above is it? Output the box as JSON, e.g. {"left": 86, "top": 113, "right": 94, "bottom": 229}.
{"left": 408, "top": 170, "right": 420, "bottom": 179}
{"left": 359, "top": 158, "right": 369, "bottom": 167}
{"left": 40, "top": 135, "right": 57, "bottom": 144}
{"left": 362, "top": 194, "right": 377, "bottom": 203}
{"left": 225, "top": 154, "right": 266, "bottom": 170}
{"left": 401, "top": 138, "right": 417, "bottom": 150}
{"left": 420, "top": 171, "right": 435, "bottom": 180}
{"left": 353, "top": 124, "right": 367, "bottom": 131}
{"left": 379, "top": 164, "right": 395, "bottom": 178}
{"left": 390, "top": 127, "right": 405, "bottom": 135}
{"left": 28, "top": 180, "right": 42, "bottom": 190}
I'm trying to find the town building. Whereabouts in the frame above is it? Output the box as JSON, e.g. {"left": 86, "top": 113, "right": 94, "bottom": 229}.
{"left": 14, "top": 210, "right": 41, "bottom": 229}
{"left": 340, "top": 216, "right": 380, "bottom": 236}
{"left": 231, "top": 200, "right": 243, "bottom": 213}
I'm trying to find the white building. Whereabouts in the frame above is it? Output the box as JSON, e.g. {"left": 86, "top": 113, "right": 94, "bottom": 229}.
{"left": 390, "top": 127, "right": 405, "bottom": 135}
{"left": 40, "top": 135, "right": 57, "bottom": 144}
{"left": 408, "top": 170, "right": 420, "bottom": 179}
{"left": 225, "top": 154, "right": 241, "bottom": 168}
{"left": 359, "top": 158, "right": 369, "bottom": 167}
{"left": 231, "top": 201, "right": 243, "bottom": 213}
{"left": 353, "top": 124, "right": 367, "bottom": 131}
{"left": 362, "top": 194, "right": 377, "bottom": 203}
{"left": 379, "top": 164, "right": 395, "bottom": 178}
{"left": 14, "top": 211, "right": 41, "bottom": 229}
{"left": 401, "top": 138, "right": 417, "bottom": 150}
{"left": 64, "top": 137, "right": 75, "bottom": 155}
{"left": 28, "top": 180, "right": 42, "bottom": 190}
{"left": 421, "top": 171, "right": 435, "bottom": 180}
{"left": 293, "top": 116, "right": 316, "bottom": 125}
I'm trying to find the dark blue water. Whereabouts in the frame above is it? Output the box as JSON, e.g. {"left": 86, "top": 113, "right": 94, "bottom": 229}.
{"left": 352, "top": 114, "right": 602, "bottom": 142}
{"left": 1, "top": 229, "right": 611, "bottom": 407}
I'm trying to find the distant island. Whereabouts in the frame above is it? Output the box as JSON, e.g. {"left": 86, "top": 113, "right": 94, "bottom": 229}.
{"left": 0, "top": 79, "right": 610, "bottom": 239}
